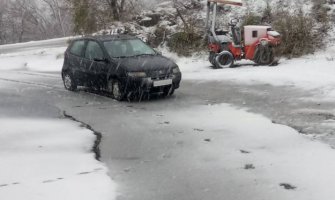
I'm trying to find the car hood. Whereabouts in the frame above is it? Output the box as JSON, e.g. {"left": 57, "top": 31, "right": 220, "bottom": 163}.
{"left": 116, "top": 55, "right": 177, "bottom": 72}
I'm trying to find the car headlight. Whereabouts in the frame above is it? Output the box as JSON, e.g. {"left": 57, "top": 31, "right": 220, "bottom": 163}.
{"left": 127, "top": 72, "right": 146, "bottom": 78}
{"left": 172, "top": 67, "right": 180, "bottom": 74}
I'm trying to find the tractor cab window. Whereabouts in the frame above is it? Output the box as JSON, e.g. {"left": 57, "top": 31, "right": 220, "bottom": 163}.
{"left": 252, "top": 31, "right": 258, "bottom": 38}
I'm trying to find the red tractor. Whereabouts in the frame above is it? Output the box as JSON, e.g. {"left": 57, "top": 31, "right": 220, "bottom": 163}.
{"left": 206, "top": 0, "right": 281, "bottom": 68}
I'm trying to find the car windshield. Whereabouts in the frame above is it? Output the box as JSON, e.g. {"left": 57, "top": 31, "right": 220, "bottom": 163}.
{"left": 104, "top": 39, "right": 156, "bottom": 58}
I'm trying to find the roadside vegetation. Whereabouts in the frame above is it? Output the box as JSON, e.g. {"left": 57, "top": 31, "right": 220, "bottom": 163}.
{"left": 242, "top": 0, "right": 333, "bottom": 58}
{"left": 0, "top": 0, "right": 334, "bottom": 58}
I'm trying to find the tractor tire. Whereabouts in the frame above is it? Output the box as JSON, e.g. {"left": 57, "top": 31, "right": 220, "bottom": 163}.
{"left": 214, "top": 51, "right": 234, "bottom": 68}
{"left": 254, "top": 44, "right": 275, "bottom": 65}
{"left": 209, "top": 52, "right": 219, "bottom": 69}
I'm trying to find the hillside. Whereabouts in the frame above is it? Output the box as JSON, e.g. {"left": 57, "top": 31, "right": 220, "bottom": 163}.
{"left": 93, "top": 0, "right": 334, "bottom": 57}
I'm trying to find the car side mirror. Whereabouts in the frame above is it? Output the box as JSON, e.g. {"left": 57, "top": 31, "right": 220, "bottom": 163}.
{"left": 94, "top": 58, "right": 110, "bottom": 63}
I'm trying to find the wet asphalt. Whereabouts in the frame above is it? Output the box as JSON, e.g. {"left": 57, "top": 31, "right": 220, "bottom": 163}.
{"left": 2, "top": 36, "right": 335, "bottom": 200}
{"left": 1, "top": 69, "right": 335, "bottom": 200}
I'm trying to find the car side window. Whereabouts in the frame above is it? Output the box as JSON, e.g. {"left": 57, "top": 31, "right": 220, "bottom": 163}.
{"left": 69, "top": 40, "right": 85, "bottom": 56}
{"left": 85, "top": 41, "right": 104, "bottom": 60}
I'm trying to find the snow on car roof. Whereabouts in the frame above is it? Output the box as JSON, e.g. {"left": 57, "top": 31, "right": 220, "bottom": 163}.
{"left": 76, "top": 35, "right": 138, "bottom": 42}
{"left": 208, "top": 0, "right": 242, "bottom": 6}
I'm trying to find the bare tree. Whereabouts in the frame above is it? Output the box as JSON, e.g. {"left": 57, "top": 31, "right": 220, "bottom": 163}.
{"left": 173, "top": 0, "right": 202, "bottom": 31}
{"left": 0, "top": 0, "right": 73, "bottom": 44}
{"left": 104, "top": 0, "right": 125, "bottom": 21}
{"left": 40, "top": 0, "right": 71, "bottom": 36}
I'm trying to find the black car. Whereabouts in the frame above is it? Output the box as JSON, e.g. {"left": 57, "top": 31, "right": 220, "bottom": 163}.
{"left": 61, "top": 35, "right": 182, "bottom": 101}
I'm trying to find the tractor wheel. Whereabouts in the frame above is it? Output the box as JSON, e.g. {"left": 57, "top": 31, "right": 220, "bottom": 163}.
{"left": 254, "top": 44, "right": 276, "bottom": 65}
{"left": 214, "top": 51, "right": 234, "bottom": 68}
{"left": 269, "top": 48, "right": 280, "bottom": 66}
{"left": 209, "top": 52, "right": 219, "bottom": 69}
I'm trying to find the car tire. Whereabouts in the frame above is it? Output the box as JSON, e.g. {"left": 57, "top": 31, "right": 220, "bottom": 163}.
{"left": 108, "top": 79, "right": 125, "bottom": 101}
{"left": 163, "top": 86, "right": 175, "bottom": 97}
{"left": 63, "top": 72, "right": 77, "bottom": 91}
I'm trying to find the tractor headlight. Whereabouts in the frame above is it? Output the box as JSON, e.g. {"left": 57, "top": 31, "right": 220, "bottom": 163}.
{"left": 260, "top": 40, "right": 269, "bottom": 46}
{"left": 127, "top": 72, "right": 147, "bottom": 78}
{"left": 172, "top": 67, "right": 180, "bottom": 74}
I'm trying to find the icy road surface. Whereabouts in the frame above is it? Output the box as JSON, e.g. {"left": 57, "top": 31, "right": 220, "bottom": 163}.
{"left": 1, "top": 42, "right": 335, "bottom": 199}
{"left": 1, "top": 69, "right": 335, "bottom": 200}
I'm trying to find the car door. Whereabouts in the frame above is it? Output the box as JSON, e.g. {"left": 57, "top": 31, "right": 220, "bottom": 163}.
{"left": 83, "top": 40, "right": 109, "bottom": 89}
{"left": 67, "top": 40, "right": 87, "bottom": 85}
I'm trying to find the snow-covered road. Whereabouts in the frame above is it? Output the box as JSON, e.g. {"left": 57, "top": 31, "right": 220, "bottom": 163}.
{"left": 1, "top": 42, "right": 335, "bottom": 200}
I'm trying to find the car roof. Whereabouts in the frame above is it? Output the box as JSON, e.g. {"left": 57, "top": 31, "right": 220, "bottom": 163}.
{"left": 74, "top": 34, "right": 138, "bottom": 42}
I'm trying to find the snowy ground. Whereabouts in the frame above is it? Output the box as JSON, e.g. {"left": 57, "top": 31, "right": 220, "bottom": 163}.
{"left": 0, "top": 47, "right": 66, "bottom": 72}
{"left": 155, "top": 103, "right": 335, "bottom": 200}
{"left": 168, "top": 46, "right": 335, "bottom": 100}
{"left": 0, "top": 118, "right": 116, "bottom": 200}
{"left": 2, "top": 40, "right": 335, "bottom": 199}
{"left": 2, "top": 44, "right": 335, "bottom": 101}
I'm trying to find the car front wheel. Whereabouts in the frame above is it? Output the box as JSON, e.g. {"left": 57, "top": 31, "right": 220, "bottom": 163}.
{"left": 163, "top": 86, "right": 175, "bottom": 97}
{"left": 108, "top": 79, "right": 125, "bottom": 101}
{"left": 63, "top": 72, "right": 77, "bottom": 91}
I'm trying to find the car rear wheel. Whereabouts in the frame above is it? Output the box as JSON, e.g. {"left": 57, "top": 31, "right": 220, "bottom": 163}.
{"left": 63, "top": 72, "right": 77, "bottom": 91}
{"left": 108, "top": 79, "right": 125, "bottom": 101}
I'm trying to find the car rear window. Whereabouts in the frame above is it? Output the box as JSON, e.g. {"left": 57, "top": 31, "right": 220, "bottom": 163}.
{"left": 69, "top": 40, "right": 85, "bottom": 56}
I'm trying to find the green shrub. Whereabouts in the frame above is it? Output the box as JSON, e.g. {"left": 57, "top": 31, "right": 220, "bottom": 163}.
{"left": 167, "top": 31, "right": 203, "bottom": 56}
{"left": 240, "top": 1, "right": 331, "bottom": 58}
{"left": 147, "top": 26, "right": 169, "bottom": 48}
{"left": 272, "top": 9, "right": 317, "bottom": 58}
{"left": 241, "top": 12, "right": 262, "bottom": 26}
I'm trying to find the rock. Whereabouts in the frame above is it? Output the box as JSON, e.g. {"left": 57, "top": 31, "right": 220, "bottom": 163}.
{"left": 279, "top": 183, "right": 297, "bottom": 190}
{"left": 138, "top": 13, "right": 161, "bottom": 27}
{"left": 244, "top": 164, "right": 255, "bottom": 169}
{"left": 240, "top": 149, "right": 251, "bottom": 154}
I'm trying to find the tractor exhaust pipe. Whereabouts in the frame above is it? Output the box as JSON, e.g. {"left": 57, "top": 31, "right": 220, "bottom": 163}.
{"left": 211, "top": 3, "right": 219, "bottom": 43}
{"left": 205, "top": 1, "right": 210, "bottom": 37}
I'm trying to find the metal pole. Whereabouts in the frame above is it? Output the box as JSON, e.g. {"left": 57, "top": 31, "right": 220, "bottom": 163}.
{"left": 211, "top": 3, "right": 219, "bottom": 42}
{"left": 205, "top": 1, "right": 210, "bottom": 37}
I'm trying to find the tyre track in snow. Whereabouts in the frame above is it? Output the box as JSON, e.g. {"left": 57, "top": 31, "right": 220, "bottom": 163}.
{"left": 15, "top": 71, "right": 60, "bottom": 79}
{"left": 0, "top": 70, "right": 119, "bottom": 102}
{"left": 0, "top": 77, "right": 63, "bottom": 90}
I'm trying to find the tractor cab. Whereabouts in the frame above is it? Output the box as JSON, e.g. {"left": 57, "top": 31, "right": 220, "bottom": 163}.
{"left": 206, "top": 0, "right": 281, "bottom": 68}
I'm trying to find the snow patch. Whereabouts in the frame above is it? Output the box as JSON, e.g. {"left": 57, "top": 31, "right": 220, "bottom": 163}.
{"left": 0, "top": 47, "right": 66, "bottom": 72}
{"left": 0, "top": 118, "right": 116, "bottom": 200}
